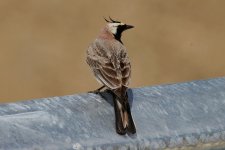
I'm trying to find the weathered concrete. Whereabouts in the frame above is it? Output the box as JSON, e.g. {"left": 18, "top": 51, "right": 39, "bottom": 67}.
{"left": 1, "top": 77, "right": 225, "bottom": 150}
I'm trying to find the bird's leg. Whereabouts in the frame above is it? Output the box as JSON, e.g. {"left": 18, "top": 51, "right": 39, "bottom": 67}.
{"left": 88, "top": 85, "right": 106, "bottom": 94}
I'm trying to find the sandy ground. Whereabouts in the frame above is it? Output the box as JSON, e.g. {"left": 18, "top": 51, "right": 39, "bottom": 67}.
{"left": 0, "top": 0, "right": 225, "bottom": 102}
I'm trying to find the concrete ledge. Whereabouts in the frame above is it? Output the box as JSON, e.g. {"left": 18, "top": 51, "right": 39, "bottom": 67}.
{"left": 1, "top": 77, "right": 225, "bottom": 150}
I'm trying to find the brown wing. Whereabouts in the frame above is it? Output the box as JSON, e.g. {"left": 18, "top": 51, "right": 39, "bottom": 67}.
{"left": 86, "top": 39, "right": 131, "bottom": 89}
{"left": 119, "top": 49, "right": 131, "bottom": 87}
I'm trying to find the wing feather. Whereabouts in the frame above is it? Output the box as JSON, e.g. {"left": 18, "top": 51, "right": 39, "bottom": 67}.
{"left": 86, "top": 39, "right": 131, "bottom": 89}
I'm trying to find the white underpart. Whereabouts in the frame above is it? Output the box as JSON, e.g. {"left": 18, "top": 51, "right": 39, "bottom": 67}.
{"left": 107, "top": 23, "right": 125, "bottom": 35}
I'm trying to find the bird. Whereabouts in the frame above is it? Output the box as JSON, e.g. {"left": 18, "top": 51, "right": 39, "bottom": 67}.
{"left": 86, "top": 17, "right": 136, "bottom": 135}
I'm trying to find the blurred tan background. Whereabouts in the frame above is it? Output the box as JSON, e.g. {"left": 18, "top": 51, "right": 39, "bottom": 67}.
{"left": 1, "top": 0, "right": 225, "bottom": 102}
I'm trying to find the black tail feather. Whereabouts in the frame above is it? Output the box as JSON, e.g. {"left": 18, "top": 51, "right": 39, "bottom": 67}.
{"left": 113, "top": 96, "right": 126, "bottom": 135}
{"left": 125, "top": 100, "right": 136, "bottom": 134}
{"left": 112, "top": 91, "right": 136, "bottom": 135}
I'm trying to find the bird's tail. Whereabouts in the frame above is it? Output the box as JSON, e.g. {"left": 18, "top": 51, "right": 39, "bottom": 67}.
{"left": 113, "top": 93, "right": 136, "bottom": 135}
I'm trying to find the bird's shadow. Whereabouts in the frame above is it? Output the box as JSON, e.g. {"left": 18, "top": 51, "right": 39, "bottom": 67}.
{"left": 98, "top": 88, "right": 134, "bottom": 108}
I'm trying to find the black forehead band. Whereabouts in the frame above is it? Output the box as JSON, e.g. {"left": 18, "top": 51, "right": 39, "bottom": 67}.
{"left": 104, "top": 16, "right": 121, "bottom": 23}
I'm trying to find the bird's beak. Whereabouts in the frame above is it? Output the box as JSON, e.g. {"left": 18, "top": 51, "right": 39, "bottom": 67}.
{"left": 124, "top": 24, "right": 134, "bottom": 30}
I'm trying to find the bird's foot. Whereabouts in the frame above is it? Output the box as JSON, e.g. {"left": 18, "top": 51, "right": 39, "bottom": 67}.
{"left": 88, "top": 85, "right": 106, "bottom": 95}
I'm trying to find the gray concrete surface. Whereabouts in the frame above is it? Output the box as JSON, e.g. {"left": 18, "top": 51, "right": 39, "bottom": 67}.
{"left": 1, "top": 77, "right": 225, "bottom": 150}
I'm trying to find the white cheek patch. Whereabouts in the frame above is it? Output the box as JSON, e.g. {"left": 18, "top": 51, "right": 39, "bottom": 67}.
{"left": 109, "top": 26, "right": 117, "bottom": 35}
{"left": 108, "top": 23, "right": 125, "bottom": 35}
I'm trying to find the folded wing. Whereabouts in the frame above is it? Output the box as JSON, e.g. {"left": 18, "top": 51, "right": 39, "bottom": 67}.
{"left": 86, "top": 39, "right": 131, "bottom": 89}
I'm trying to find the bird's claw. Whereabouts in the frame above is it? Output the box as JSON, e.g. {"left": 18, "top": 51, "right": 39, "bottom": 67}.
{"left": 88, "top": 90, "right": 100, "bottom": 95}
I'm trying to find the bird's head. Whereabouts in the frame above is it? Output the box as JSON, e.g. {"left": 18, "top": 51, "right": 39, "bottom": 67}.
{"left": 104, "top": 17, "right": 134, "bottom": 42}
